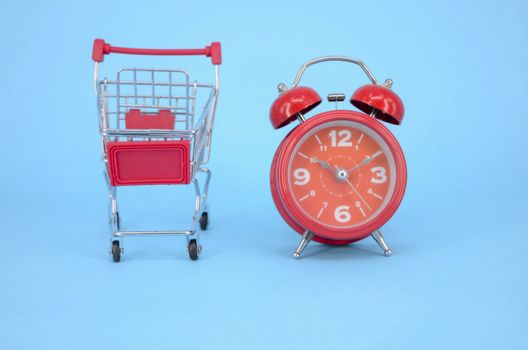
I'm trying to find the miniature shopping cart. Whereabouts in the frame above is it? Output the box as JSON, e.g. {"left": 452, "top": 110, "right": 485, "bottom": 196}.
{"left": 91, "top": 39, "right": 221, "bottom": 262}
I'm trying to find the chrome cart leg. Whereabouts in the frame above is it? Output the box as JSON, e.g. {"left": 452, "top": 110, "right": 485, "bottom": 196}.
{"left": 103, "top": 169, "right": 119, "bottom": 230}
{"left": 371, "top": 230, "right": 392, "bottom": 257}
{"left": 187, "top": 178, "right": 202, "bottom": 260}
{"left": 198, "top": 168, "right": 211, "bottom": 230}
{"left": 192, "top": 178, "right": 202, "bottom": 231}
{"left": 293, "top": 230, "right": 314, "bottom": 259}
{"left": 199, "top": 167, "right": 211, "bottom": 208}
{"left": 104, "top": 169, "right": 122, "bottom": 262}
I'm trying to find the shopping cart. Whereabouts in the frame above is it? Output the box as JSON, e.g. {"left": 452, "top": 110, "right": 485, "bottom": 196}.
{"left": 91, "top": 39, "right": 221, "bottom": 262}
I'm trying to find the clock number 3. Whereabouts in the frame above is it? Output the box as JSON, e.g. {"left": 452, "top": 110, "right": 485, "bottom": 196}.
{"left": 370, "top": 166, "right": 387, "bottom": 184}
{"left": 329, "top": 129, "right": 352, "bottom": 147}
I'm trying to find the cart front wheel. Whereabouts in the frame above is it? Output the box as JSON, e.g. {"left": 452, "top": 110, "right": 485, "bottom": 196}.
{"left": 199, "top": 212, "right": 208, "bottom": 230}
{"left": 111, "top": 240, "right": 121, "bottom": 262}
{"left": 188, "top": 239, "right": 199, "bottom": 261}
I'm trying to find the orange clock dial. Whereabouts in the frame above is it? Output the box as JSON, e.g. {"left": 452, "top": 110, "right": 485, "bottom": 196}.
{"left": 288, "top": 120, "right": 396, "bottom": 229}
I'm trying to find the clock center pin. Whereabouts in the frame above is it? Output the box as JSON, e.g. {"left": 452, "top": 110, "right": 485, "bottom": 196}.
{"left": 336, "top": 169, "right": 348, "bottom": 181}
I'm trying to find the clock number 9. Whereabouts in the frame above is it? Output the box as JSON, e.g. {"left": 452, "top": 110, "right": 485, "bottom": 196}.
{"left": 293, "top": 168, "right": 310, "bottom": 185}
{"left": 334, "top": 205, "right": 351, "bottom": 223}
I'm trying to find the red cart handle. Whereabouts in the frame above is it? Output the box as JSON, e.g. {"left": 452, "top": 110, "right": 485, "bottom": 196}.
{"left": 92, "top": 39, "right": 222, "bottom": 65}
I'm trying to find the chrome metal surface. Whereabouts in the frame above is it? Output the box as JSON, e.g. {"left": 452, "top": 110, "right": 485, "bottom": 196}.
{"left": 371, "top": 230, "right": 392, "bottom": 256}
{"left": 277, "top": 83, "right": 288, "bottom": 93}
{"left": 102, "top": 129, "right": 197, "bottom": 138}
{"left": 336, "top": 169, "right": 348, "bottom": 181}
{"left": 293, "top": 230, "right": 314, "bottom": 259}
{"left": 290, "top": 56, "right": 379, "bottom": 88}
{"left": 296, "top": 112, "right": 305, "bottom": 123}
{"left": 115, "top": 230, "right": 195, "bottom": 237}
{"left": 327, "top": 93, "right": 345, "bottom": 102}
{"left": 328, "top": 93, "right": 345, "bottom": 110}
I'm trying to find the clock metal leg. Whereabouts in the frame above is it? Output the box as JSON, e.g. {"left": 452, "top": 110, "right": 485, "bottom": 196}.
{"left": 293, "top": 230, "right": 314, "bottom": 259}
{"left": 371, "top": 230, "right": 392, "bottom": 257}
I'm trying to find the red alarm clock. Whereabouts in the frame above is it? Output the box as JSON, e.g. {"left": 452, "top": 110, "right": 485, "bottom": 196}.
{"left": 269, "top": 56, "right": 407, "bottom": 259}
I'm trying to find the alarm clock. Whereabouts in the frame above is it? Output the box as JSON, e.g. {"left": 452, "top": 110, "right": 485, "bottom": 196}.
{"left": 269, "top": 56, "right": 407, "bottom": 259}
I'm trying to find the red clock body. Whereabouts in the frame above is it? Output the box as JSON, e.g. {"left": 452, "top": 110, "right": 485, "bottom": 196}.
{"left": 270, "top": 110, "right": 407, "bottom": 243}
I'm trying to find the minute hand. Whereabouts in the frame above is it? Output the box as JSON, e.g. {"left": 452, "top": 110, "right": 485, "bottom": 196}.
{"left": 344, "top": 178, "right": 372, "bottom": 211}
{"left": 348, "top": 151, "right": 383, "bottom": 172}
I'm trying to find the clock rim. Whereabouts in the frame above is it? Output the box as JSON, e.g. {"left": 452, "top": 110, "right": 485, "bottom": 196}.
{"left": 274, "top": 110, "right": 407, "bottom": 241}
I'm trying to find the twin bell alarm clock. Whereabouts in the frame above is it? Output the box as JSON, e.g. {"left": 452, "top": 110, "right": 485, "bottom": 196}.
{"left": 269, "top": 56, "right": 406, "bottom": 259}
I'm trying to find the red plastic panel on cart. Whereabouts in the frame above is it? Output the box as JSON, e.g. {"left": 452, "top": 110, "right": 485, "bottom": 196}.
{"left": 106, "top": 140, "right": 190, "bottom": 186}
{"left": 125, "top": 109, "right": 175, "bottom": 130}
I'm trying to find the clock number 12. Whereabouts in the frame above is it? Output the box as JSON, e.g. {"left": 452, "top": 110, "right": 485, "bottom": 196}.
{"left": 329, "top": 130, "right": 353, "bottom": 147}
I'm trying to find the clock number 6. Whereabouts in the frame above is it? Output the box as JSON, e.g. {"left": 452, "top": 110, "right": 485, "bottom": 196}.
{"left": 334, "top": 205, "right": 351, "bottom": 223}
{"left": 293, "top": 168, "right": 310, "bottom": 185}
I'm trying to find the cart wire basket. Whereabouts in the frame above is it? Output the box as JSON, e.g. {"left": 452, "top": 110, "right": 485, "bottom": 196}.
{"left": 92, "top": 39, "right": 221, "bottom": 261}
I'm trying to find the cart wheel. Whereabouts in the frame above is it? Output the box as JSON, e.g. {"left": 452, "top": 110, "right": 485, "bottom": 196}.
{"left": 199, "top": 212, "right": 208, "bottom": 230}
{"left": 111, "top": 240, "right": 121, "bottom": 263}
{"left": 188, "top": 239, "right": 199, "bottom": 261}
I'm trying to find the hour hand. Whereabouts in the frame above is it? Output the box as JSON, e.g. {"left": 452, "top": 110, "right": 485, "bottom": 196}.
{"left": 318, "top": 159, "right": 331, "bottom": 169}
{"left": 317, "top": 159, "right": 338, "bottom": 174}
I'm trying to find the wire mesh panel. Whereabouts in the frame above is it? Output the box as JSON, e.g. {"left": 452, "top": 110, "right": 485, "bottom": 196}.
{"left": 97, "top": 67, "right": 214, "bottom": 185}
{"left": 99, "top": 69, "right": 193, "bottom": 131}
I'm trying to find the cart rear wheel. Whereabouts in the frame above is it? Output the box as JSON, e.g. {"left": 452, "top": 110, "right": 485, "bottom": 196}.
{"left": 188, "top": 239, "right": 199, "bottom": 261}
{"left": 111, "top": 240, "right": 121, "bottom": 262}
{"left": 199, "top": 212, "right": 208, "bottom": 230}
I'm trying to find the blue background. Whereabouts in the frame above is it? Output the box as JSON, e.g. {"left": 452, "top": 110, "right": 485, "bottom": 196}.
{"left": 0, "top": 0, "right": 526, "bottom": 349}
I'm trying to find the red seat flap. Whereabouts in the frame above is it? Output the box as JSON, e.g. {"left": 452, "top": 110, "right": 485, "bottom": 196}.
{"left": 125, "top": 109, "right": 175, "bottom": 129}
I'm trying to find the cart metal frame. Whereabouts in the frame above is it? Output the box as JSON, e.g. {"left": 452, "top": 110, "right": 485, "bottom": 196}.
{"left": 91, "top": 39, "right": 221, "bottom": 261}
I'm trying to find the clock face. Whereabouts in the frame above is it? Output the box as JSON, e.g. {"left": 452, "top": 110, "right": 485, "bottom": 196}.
{"left": 287, "top": 120, "right": 397, "bottom": 229}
